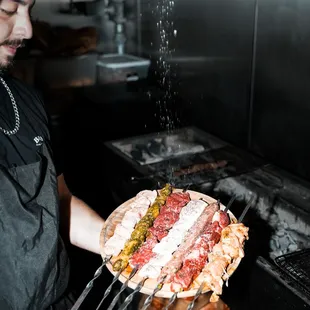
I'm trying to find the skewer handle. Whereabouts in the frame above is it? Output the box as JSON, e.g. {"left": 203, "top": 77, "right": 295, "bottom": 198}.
{"left": 163, "top": 292, "right": 178, "bottom": 310}
{"left": 141, "top": 279, "right": 165, "bottom": 310}
{"left": 107, "top": 267, "right": 138, "bottom": 310}
{"left": 187, "top": 282, "right": 205, "bottom": 310}
{"left": 71, "top": 256, "right": 110, "bottom": 310}
{"left": 95, "top": 270, "right": 122, "bottom": 310}
{"left": 118, "top": 278, "right": 147, "bottom": 310}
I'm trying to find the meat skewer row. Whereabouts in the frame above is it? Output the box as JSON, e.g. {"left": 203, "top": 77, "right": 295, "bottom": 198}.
{"left": 113, "top": 183, "right": 173, "bottom": 271}
{"left": 156, "top": 202, "right": 220, "bottom": 282}
{"left": 194, "top": 222, "right": 249, "bottom": 303}
{"left": 173, "top": 160, "right": 228, "bottom": 177}
{"left": 186, "top": 197, "right": 255, "bottom": 308}
{"left": 137, "top": 200, "right": 216, "bottom": 279}
{"left": 129, "top": 191, "right": 191, "bottom": 269}
{"left": 169, "top": 210, "right": 231, "bottom": 292}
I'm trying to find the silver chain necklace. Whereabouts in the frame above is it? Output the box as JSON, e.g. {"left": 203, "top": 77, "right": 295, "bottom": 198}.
{"left": 0, "top": 77, "right": 20, "bottom": 135}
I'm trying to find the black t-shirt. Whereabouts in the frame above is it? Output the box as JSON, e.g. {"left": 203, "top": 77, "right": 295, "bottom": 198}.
{"left": 0, "top": 75, "right": 62, "bottom": 175}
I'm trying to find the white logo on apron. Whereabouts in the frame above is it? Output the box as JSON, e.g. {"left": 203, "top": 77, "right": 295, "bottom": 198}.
{"left": 34, "top": 136, "right": 44, "bottom": 146}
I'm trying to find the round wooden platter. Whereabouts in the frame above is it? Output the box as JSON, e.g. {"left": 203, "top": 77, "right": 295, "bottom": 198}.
{"left": 100, "top": 188, "right": 239, "bottom": 298}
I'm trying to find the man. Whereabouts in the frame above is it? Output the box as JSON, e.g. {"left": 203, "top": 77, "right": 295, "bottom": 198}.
{"left": 0, "top": 1, "right": 105, "bottom": 309}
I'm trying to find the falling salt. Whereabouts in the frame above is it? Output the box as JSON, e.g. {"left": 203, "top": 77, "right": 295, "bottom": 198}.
{"left": 150, "top": 0, "right": 180, "bottom": 133}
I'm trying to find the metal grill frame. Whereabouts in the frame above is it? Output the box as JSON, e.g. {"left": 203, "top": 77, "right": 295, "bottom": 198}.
{"left": 275, "top": 249, "right": 310, "bottom": 297}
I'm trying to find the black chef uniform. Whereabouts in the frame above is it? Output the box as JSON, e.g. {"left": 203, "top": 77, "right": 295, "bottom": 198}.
{"left": 0, "top": 75, "right": 72, "bottom": 310}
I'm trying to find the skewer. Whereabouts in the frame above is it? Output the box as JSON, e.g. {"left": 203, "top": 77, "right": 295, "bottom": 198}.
{"left": 118, "top": 277, "right": 148, "bottom": 310}
{"left": 95, "top": 269, "right": 122, "bottom": 310}
{"left": 199, "top": 198, "right": 210, "bottom": 205}
{"left": 71, "top": 256, "right": 111, "bottom": 310}
{"left": 106, "top": 266, "right": 138, "bottom": 310}
{"left": 141, "top": 276, "right": 167, "bottom": 310}
{"left": 166, "top": 195, "right": 237, "bottom": 308}
{"left": 182, "top": 184, "right": 192, "bottom": 192}
{"left": 163, "top": 292, "right": 178, "bottom": 310}
{"left": 187, "top": 281, "right": 205, "bottom": 310}
{"left": 184, "top": 196, "right": 253, "bottom": 307}
{"left": 224, "top": 196, "right": 236, "bottom": 213}
{"left": 238, "top": 195, "right": 256, "bottom": 223}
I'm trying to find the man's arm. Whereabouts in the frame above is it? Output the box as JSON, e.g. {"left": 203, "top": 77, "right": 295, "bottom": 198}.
{"left": 57, "top": 174, "right": 105, "bottom": 254}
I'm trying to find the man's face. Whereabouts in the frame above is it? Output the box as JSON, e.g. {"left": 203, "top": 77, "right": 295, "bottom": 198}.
{"left": 0, "top": 0, "right": 33, "bottom": 72}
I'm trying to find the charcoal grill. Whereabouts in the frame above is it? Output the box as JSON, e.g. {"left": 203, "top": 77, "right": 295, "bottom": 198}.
{"left": 104, "top": 126, "right": 267, "bottom": 196}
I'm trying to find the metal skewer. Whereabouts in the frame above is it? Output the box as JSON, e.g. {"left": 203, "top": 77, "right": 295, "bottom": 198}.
{"left": 71, "top": 256, "right": 111, "bottom": 310}
{"left": 187, "top": 281, "right": 205, "bottom": 310}
{"left": 95, "top": 269, "right": 122, "bottom": 310}
{"left": 118, "top": 277, "right": 148, "bottom": 310}
{"left": 106, "top": 266, "right": 138, "bottom": 310}
{"left": 199, "top": 198, "right": 210, "bottom": 205}
{"left": 182, "top": 183, "right": 192, "bottom": 192}
{"left": 141, "top": 277, "right": 166, "bottom": 310}
{"left": 224, "top": 196, "right": 237, "bottom": 213}
{"left": 163, "top": 292, "right": 178, "bottom": 310}
{"left": 238, "top": 195, "right": 256, "bottom": 223}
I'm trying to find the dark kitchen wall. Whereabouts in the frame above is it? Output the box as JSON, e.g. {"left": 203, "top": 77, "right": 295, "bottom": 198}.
{"left": 139, "top": 0, "right": 256, "bottom": 147}
{"left": 31, "top": 0, "right": 139, "bottom": 54}
{"left": 250, "top": 0, "right": 310, "bottom": 181}
{"left": 140, "top": 0, "right": 310, "bottom": 181}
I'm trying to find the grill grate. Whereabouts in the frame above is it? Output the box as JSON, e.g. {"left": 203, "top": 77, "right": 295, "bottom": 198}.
{"left": 275, "top": 249, "right": 310, "bottom": 296}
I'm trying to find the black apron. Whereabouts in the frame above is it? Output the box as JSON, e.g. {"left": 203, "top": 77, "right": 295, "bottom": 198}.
{"left": 0, "top": 144, "right": 72, "bottom": 310}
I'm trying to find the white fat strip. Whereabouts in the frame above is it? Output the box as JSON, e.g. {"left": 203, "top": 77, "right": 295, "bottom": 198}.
{"left": 114, "top": 224, "right": 132, "bottom": 236}
{"left": 102, "top": 190, "right": 157, "bottom": 257}
{"left": 139, "top": 253, "right": 173, "bottom": 278}
{"left": 102, "top": 233, "right": 128, "bottom": 256}
{"left": 212, "top": 211, "right": 221, "bottom": 223}
{"left": 138, "top": 200, "right": 207, "bottom": 278}
{"left": 121, "top": 210, "right": 141, "bottom": 229}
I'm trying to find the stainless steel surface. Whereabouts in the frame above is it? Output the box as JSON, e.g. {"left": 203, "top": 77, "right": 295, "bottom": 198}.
{"left": 140, "top": 0, "right": 256, "bottom": 147}
{"left": 138, "top": 0, "right": 310, "bottom": 181}
{"left": 136, "top": 0, "right": 142, "bottom": 56}
{"left": 247, "top": 0, "right": 259, "bottom": 149}
{"left": 251, "top": 0, "right": 310, "bottom": 181}
{"left": 95, "top": 0, "right": 137, "bottom": 54}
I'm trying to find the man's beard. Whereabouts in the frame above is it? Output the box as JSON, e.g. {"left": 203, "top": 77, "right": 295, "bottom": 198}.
{"left": 0, "top": 56, "right": 14, "bottom": 74}
{"left": 0, "top": 39, "right": 24, "bottom": 74}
